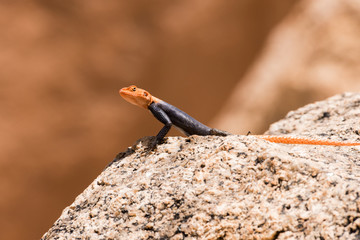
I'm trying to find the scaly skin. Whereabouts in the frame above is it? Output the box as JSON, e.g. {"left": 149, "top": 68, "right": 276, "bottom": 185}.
{"left": 120, "top": 85, "right": 360, "bottom": 146}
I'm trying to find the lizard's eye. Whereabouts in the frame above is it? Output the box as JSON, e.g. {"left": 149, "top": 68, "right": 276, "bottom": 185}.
{"left": 144, "top": 92, "right": 148, "bottom": 97}
{"left": 131, "top": 87, "right": 136, "bottom": 91}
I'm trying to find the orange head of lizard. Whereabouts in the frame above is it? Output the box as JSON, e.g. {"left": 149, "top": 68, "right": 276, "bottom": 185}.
{"left": 119, "top": 85, "right": 157, "bottom": 109}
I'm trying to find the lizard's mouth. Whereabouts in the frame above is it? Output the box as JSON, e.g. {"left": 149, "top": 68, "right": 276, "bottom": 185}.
{"left": 119, "top": 88, "right": 127, "bottom": 97}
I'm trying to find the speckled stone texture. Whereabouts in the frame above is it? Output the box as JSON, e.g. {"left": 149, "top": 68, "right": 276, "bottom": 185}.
{"left": 42, "top": 93, "right": 360, "bottom": 240}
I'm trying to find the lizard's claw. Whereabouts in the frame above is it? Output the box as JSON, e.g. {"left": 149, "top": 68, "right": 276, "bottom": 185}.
{"left": 148, "top": 139, "right": 158, "bottom": 151}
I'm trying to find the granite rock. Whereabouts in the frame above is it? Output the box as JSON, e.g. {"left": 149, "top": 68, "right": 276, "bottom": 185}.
{"left": 42, "top": 93, "right": 360, "bottom": 239}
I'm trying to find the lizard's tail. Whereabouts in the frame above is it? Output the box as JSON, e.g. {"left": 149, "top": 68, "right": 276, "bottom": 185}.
{"left": 209, "top": 128, "right": 231, "bottom": 136}
{"left": 256, "top": 135, "right": 360, "bottom": 146}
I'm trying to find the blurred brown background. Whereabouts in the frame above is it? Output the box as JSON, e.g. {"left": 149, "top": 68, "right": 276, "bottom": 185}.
{"left": 2, "top": 0, "right": 360, "bottom": 239}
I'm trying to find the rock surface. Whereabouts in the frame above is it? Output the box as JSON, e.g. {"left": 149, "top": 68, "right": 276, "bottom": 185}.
{"left": 42, "top": 93, "right": 360, "bottom": 240}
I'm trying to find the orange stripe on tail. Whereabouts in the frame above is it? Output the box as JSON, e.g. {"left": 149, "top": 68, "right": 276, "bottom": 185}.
{"left": 256, "top": 135, "right": 360, "bottom": 146}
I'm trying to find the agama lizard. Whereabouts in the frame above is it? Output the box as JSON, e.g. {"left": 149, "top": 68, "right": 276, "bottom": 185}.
{"left": 120, "top": 85, "right": 360, "bottom": 148}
